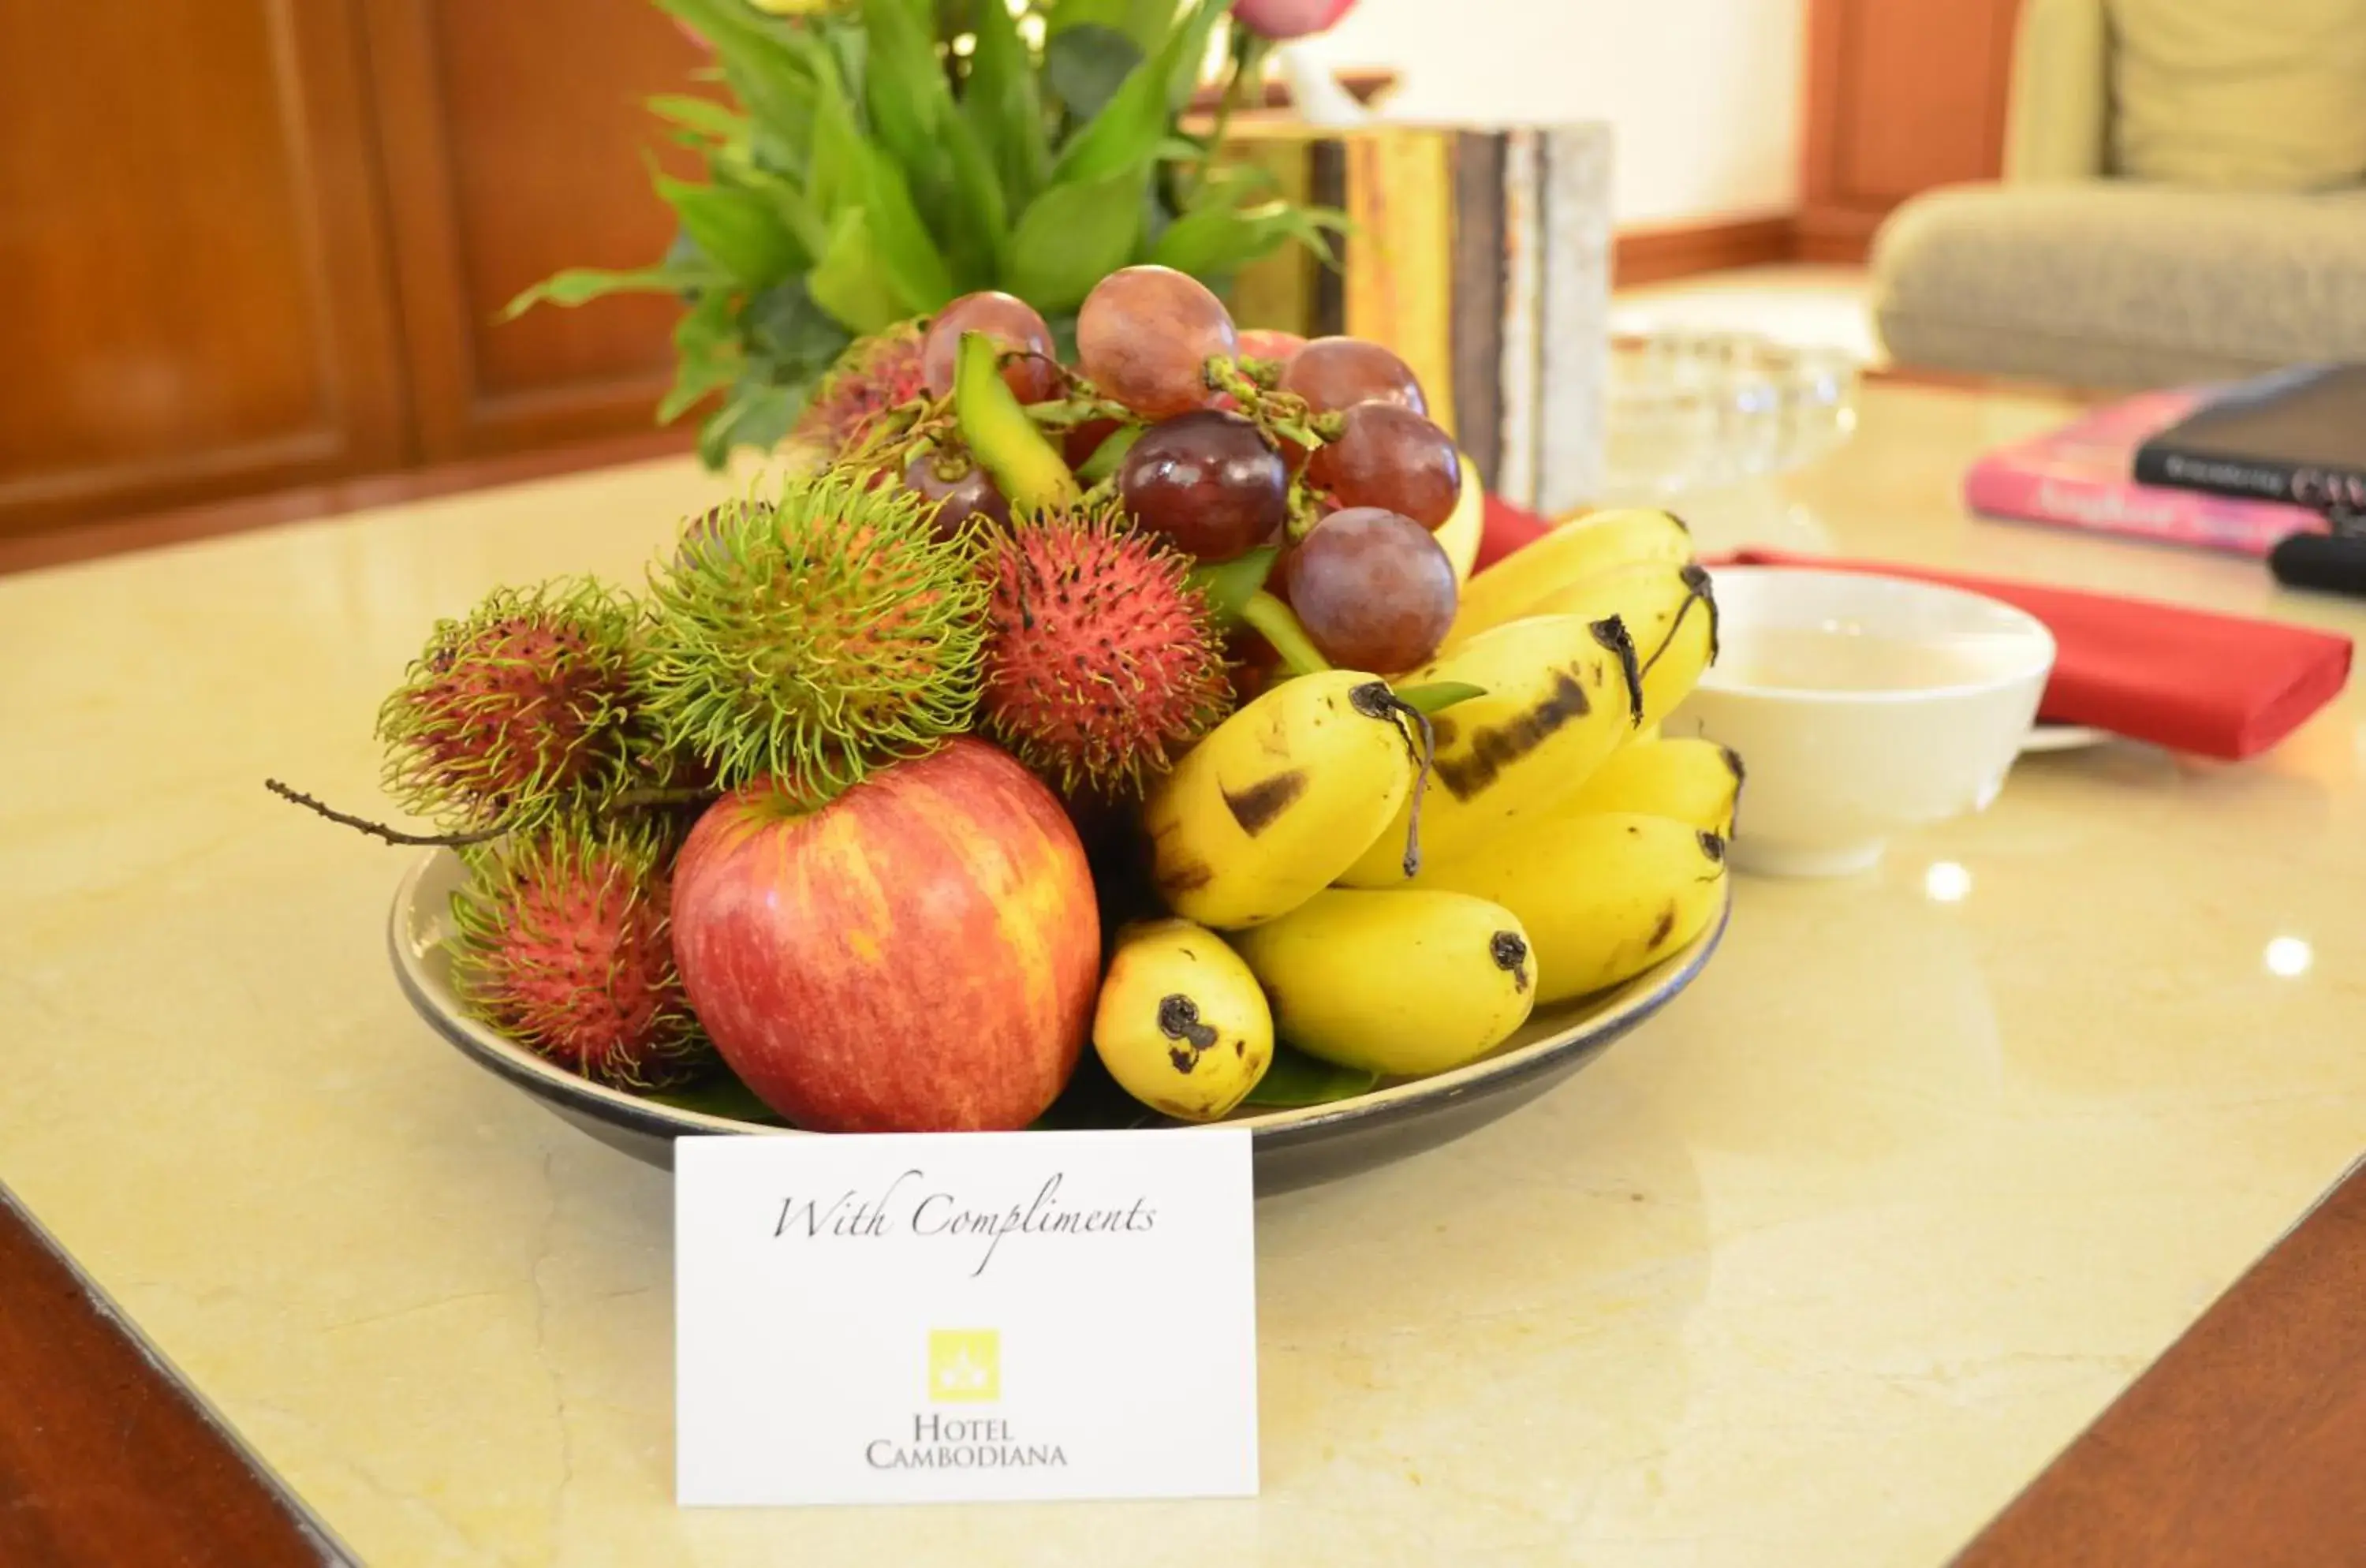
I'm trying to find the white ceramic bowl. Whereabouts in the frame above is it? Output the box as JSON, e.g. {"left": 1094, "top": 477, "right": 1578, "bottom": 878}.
{"left": 1666, "top": 566, "right": 2057, "bottom": 877}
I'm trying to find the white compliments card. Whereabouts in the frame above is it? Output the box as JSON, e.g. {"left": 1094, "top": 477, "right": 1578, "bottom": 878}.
{"left": 674, "top": 1129, "right": 1260, "bottom": 1506}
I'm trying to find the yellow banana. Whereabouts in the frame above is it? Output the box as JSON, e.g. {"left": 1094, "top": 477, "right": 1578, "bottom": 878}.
{"left": 1420, "top": 812, "right": 1728, "bottom": 1004}
{"left": 1446, "top": 507, "right": 1692, "bottom": 647}
{"left": 1562, "top": 736, "right": 1745, "bottom": 835}
{"left": 1092, "top": 919, "right": 1273, "bottom": 1122}
{"left": 1143, "top": 670, "right": 1420, "bottom": 928}
{"left": 1230, "top": 890, "right": 1536, "bottom": 1077}
{"left": 1338, "top": 613, "right": 1642, "bottom": 887}
{"left": 1434, "top": 453, "right": 1487, "bottom": 584}
{"left": 1515, "top": 560, "right": 1719, "bottom": 728}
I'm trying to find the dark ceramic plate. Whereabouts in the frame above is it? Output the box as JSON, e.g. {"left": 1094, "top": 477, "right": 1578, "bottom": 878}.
{"left": 389, "top": 849, "right": 1729, "bottom": 1196}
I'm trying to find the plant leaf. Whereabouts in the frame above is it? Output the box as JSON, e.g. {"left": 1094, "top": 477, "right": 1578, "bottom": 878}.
{"left": 963, "top": 0, "right": 1051, "bottom": 208}
{"left": 1004, "top": 168, "right": 1144, "bottom": 312}
{"left": 1049, "top": 0, "right": 1222, "bottom": 187}
{"left": 1392, "top": 681, "right": 1489, "bottom": 716}
{"left": 858, "top": 0, "right": 954, "bottom": 185}
{"left": 499, "top": 259, "right": 718, "bottom": 319}
{"left": 1151, "top": 196, "right": 1344, "bottom": 278}
{"left": 1043, "top": 24, "right": 1142, "bottom": 123}
{"left": 807, "top": 207, "right": 910, "bottom": 334}
{"left": 646, "top": 93, "right": 749, "bottom": 144}
{"left": 805, "top": 58, "right": 868, "bottom": 219}
{"left": 657, "top": 289, "right": 745, "bottom": 424}
{"left": 1047, "top": 0, "right": 1174, "bottom": 50}
{"left": 651, "top": 0, "right": 821, "bottom": 166}
{"left": 1244, "top": 1043, "right": 1379, "bottom": 1108}
{"left": 856, "top": 145, "right": 957, "bottom": 312}
{"left": 740, "top": 278, "right": 855, "bottom": 381}
{"left": 939, "top": 111, "right": 1013, "bottom": 288}
{"left": 652, "top": 173, "right": 804, "bottom": 286}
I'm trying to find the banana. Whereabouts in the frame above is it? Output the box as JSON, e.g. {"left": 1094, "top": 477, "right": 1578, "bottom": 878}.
{"left": 1562, "top": 736, "right": 1745, "bottom": 835}
{"left": 1420, "top": 812, "right": 1728, "bottom": 1004}
{"left": 1337, "top": 613, "right": 1643, "bottom": 887}
{"left": 1517, "top": 561, "right": 1719, "bottom": 729}
{"left": 1230, "top": 890, "right": 1536, "bottom": 1077}
{"left": 1446, "top": 507, "right": 1692, "bottom": 648}
{"left": 1143, "top": 670, "right": 1420, "bottom": 928}
{"left": 1092, "top": 918, "right": 1273, "bottom": 1122}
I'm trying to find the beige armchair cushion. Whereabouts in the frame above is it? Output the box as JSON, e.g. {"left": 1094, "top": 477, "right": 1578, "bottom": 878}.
{"left": 2107, "top": 0, "right": 2366, "bottom": 191}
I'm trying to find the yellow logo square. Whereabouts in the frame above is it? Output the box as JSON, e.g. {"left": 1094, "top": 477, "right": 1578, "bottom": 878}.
{"left": 927, "top": 1329, "right": 1000, "bottom": 1403}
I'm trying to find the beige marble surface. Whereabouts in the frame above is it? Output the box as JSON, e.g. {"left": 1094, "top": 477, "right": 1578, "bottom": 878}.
{"left": 3, "top": 383, "right": 2362, "bottom": 1567}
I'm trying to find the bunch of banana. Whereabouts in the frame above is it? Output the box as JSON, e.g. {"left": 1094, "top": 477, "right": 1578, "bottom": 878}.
{"left": 1089, "top": 502, "right": 1743, "bottom": 1126}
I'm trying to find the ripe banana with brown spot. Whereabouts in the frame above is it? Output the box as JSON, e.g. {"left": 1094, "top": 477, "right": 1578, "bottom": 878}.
{"left": 1419, "top": 812, "right": 1729, "bottom": 1004}
{"left": 1336, "top": 612, "right": 1643, "bottom": 887}
{"left": 1142, "top": 670, "right": 1422, "bottom": 929}
{"left": 1519, "top": 560, "right": 1719, "bottom": 729}
{"left": 1446, "top": 507, "right": 1693, "bottom": 648}
{"left": 1562, "top": 736, "right": 1745, "bottom": 835}
{"left": 1230, "top": 890, "right": 1536, "bottom": 1077}
{"left": 1092, "top": 918, "right": 1273, "bottom": 1122}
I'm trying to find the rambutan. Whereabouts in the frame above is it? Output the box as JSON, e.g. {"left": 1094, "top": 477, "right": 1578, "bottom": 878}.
{"left": 642, "top": 478, "right": 989, "bottom": 801}
{"left": 375, "top": 578, "right": 652, "bottom": 832}
{"left": 448, "top": 821, "right": 713, "bottom": 1089}
{"left": 779, "top": 320, "right": 928, "bottom": 474}
{"left": 978, "top": 501, "right": 1233, "bottom": 797}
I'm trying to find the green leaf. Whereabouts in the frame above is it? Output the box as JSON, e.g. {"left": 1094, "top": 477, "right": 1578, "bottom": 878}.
{"left": 1049, "top": 0, "right": 1222, "bottom": 187}
{"left": 657, "top": 289, "right": 745, "bottom": 424}
{"left": 498, "top": 259, "right": 717, "bottom": 319}
{"left": 807, "top": 207, "right": 910, "bottom": 334}
{"left": 856, "top": 146, "right": 958, "bottom": 312}
{"left": 1043, "top": 24, "right": 1143, "bottom": 122}
{"left": 646, "top": 93, "right": 749, "bottom": 144}
{"left": 699, "top": 375, "right": 804, "bottom": 468}
{"left": 859, "top": 0, "right": 955, "bottom": 182}
{"left": 1244, "top": 1043, "right": 1379, "bottom": 1108}
{"left": 740, "top": 278, "right": 854, "bottom": 381}
{"left": 1160, "top": 0, "right": 1226, "bottom": 114}
{"left": 1047, "top": 0, "right": 1174, "bottom": 50}
{"left": 963, "top": 0, "right": 1051, "bottom": 208}
{"left": 653, "top": 174, "right": 804, "bottom": 286}
{"left": 940, "top": 113, "right": 1013, "bottom": 288}
{"left": 711, "top": 159, "right": 829, "bottom": 265}
{"left": 1004, "top": 168, "right": 1144, "bottom": 311}
{"left": 647, "top": 1070, "right": 789, "bottom": 1126}
{"left": 806, "top": 61, "right": 869, "bottom": 218}
{"left": 652, "top": 0, "right": 821, "bottom": 163}
{"left": 1151, "top": 196, "right": 1343, "bottom": 278}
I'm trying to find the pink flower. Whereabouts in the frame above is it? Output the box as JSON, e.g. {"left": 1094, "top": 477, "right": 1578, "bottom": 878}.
{"left": 1231, "top": 0, "right": 1357, "bottom": 42}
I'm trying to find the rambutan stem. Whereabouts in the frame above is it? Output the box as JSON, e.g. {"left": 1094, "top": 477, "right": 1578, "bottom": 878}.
{"left": 263, "top": 779, "right": 508, "bottom": 848}
{"left": 1239, "top": 590, "right": 1331, "bottom": 678}
{"left": 263, "top": 779, "right": 716, "bottom": 848}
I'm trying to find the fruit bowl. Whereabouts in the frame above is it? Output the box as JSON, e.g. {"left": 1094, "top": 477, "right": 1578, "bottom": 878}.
{"left": 389, "top": 849, "right": 1729, "bottom": 1196}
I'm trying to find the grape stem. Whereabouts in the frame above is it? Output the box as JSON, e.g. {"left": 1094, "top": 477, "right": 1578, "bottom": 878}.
{"left": 1239, "top": 590, "right": 1331, "bottom": 678}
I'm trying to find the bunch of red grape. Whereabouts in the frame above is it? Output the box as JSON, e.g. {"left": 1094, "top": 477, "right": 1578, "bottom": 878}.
{"left": 904, "top": 265, "right": 1468, "bottom": 674}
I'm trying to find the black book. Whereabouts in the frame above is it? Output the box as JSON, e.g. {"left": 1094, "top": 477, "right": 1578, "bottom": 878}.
{"left": 2132, "top": 363, "right": 2366, "bottom": 517}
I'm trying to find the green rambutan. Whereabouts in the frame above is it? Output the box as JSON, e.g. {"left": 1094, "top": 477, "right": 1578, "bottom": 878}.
{"left": 642, "top": 477, "right": 989, "bottom": 801}
{"left": 375, "top": 578, "right": 651, "bottom": 832}
{"left": 978, "top": 501, "right": 1233, "bottom": 797}
{"left": 780, "top": 320, "right": 928, "bottom": 474}
{"left": 449, "top": 820, "right": 713, "bottom": 1089}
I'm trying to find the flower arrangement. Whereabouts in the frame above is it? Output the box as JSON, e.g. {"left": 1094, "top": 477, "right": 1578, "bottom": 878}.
{"left": 508, "top": 0, "right": 1357, "bottom": 469}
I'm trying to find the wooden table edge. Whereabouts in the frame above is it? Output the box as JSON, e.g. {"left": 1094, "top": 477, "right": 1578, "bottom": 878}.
{"left": 1949, "top": 1151, "right": 2366, "bottom": 1566}
{"left": 0, "top": 1181, "right": 362, "bottom": 1566}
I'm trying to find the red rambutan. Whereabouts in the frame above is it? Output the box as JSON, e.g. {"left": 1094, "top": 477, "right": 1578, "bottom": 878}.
{"left": 978, "top": 502, "right": 1233, "bottom": 798}
{"left": 375, "top": 579, "right": 654, "bottom": 832}
{"left": 448, "top": 822, "right": 713, "bottom": 1089}
{"left": 780, "top": 320, "right": 928, "bottom": 474}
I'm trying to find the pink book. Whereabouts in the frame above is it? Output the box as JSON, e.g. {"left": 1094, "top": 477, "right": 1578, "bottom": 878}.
{"left": 1963, "top": 388, "right": 2323, "bottom": 557}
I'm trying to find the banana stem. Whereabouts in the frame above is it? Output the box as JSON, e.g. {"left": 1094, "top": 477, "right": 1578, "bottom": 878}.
{"left": 1240, "top": 590, "right": 1330, "bottom": 678}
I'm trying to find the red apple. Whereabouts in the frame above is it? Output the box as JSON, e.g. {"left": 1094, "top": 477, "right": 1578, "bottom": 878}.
{"left": 670, "top": 738, "right": 1101, "bottom": 1132}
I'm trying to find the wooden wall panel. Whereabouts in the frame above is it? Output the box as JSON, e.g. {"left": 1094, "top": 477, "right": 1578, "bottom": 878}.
{"left": 1798, "top": 0, "right": 2025, "bottom": 261}
{"left": 0, "top": 0, "right": 409, "bottom": 537}
{"left": 362, "top": 0, "right": 714, "bottom": 461}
